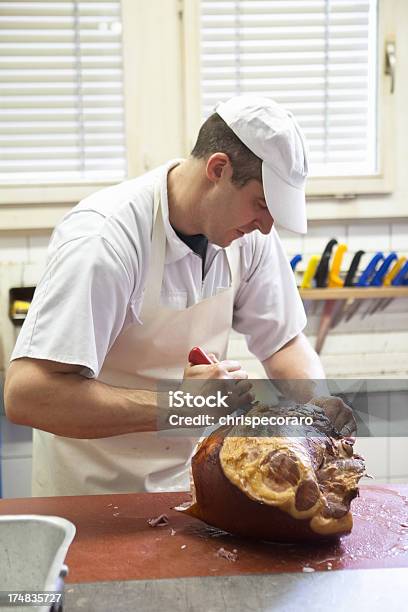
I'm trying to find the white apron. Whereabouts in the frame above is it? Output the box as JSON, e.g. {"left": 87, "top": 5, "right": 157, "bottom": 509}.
{"left": 32, "top": 180, "right": 241, "bottom": 496}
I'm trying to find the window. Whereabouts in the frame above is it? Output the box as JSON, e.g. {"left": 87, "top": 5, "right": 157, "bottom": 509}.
{"left": 0, "top": 0, "right": 396, "bottom": 212}
{"left": 0, "top": 0, "right": 127, "bottom": 203}
{"left": 185, "top": 0, "right": 395, "bottom": 196}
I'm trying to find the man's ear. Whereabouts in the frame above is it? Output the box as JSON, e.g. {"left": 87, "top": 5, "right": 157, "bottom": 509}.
{"left": 206, "top": 152, "right": 233, "bottom": 183}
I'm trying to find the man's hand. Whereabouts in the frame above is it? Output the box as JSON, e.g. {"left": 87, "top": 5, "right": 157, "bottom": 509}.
{"left": 183, "top": 354, "right": 248, "bottom": 381}
{"left": 261, "top": 336, "right": 356, "bottom": 437}
{"left": 311, "top": 395, "right": 357, "bottom": 437}
{"left": 182, "top": 355, "right": 253, "bottom": 415}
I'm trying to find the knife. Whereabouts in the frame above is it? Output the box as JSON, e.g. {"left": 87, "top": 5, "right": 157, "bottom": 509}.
{"left": 370, "top": 260, "right": 408, "bottom": 315}
{"left": 299, "top": 255, "right": 321, "bottom": 316}
{"left": 188, "top": 346, "right": 214, "bottom": 365}
{"left": 343, "top": 252, "right": 384, "bottom": 322}
{"left": 188, "top": 347, "right": 257, "bottom": 410}
{"left": 300, "top": 255, "right": 320, "bottom": 289}
{"left": 309, "top": 238, "right": 338, "bottom": 318}
{"left": 290, "top": 254, "right": 302, "bottom": 271}
{"left": 344, "top": 250, "right": 366, "bottom": 287}
{"left": 368, "top": 256, "right": 407, "bottom": 315}
{"left": 331, "top": 250, "right": 365, "bottom": 328}
{"left": 314, "top": 244, "right": 347, "bottom": 354}
{"left": 392, "top": 260, "right": 408, "bottom": 285}
{"left": 360, "top": 252, "right": 398, "bottom": 318}
{"left": 314, "top": 239, "right": 338, "bottom": 288}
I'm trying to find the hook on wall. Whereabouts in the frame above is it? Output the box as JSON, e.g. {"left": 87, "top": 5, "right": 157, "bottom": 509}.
{"left": 385, "top": 40, "right": 396, "bottom": 94}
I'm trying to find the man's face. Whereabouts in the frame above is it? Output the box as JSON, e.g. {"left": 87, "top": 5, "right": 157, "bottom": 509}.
{"left": 204, "top": 175, "right": 274, "bottom": 248}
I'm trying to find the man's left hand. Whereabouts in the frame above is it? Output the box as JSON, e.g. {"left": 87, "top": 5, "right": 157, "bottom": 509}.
{"left": 311, "top": 395, "right": 357, "bottom": 437}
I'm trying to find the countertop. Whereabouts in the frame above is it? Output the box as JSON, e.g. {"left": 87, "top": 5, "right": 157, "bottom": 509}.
{"left": 1, "top": 485, "right": 408, "bottom": 611}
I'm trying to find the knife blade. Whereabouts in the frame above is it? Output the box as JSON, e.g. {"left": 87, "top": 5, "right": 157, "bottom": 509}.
{"left": 331, "top": 250, "right": 365, "bottom": 328}
{"left": 315, "top": 244, "right": 347, "bottom": 354}
{"left": 368, "top": 256, "right": 407, "bottom": 315}
{"left": 360, "top": 252, "right": 398, "bottom": 318}
{"left": 343, "top": 252, "right": 384, "bottom": 322}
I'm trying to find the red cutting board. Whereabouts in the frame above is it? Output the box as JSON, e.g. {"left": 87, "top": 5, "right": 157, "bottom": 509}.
{"left": 1, "top": 485, "right": 407, "bottom": 582}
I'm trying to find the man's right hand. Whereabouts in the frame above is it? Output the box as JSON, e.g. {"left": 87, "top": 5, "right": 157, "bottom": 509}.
{"left": 183, "top": 352, "right": 248, "bottom": 381}
{"left": 182, "top": 354, "right": 253, "bottom": 416}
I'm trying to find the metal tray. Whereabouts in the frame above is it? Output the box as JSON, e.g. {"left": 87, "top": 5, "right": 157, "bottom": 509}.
{"left": 0, "top": 515, "right": 76, "bottom": 612}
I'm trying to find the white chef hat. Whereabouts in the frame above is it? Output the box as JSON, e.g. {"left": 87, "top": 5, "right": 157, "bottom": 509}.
{"left": 216, "top": 95, "right": 309, "bottom": 234}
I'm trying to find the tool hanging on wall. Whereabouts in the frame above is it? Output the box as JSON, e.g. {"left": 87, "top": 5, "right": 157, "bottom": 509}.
{"left": 314, "top": 244, "right": 347, "bottom": 354}
{"left": 307, "top": 238, "right": 338, "bottom": 316}
{"left": 300, "top": 255, "right": 320, "bottom": 289}
{"left": 331, "top": 250, "right": 365, "bottom": 328}
{"left": 299, "top": 255, "right": 320, "bottom": 315}
{"left": 328, "top": 244, "right": 347, "bottom": 288}
{"left": 369, "top": 259, "right": 408, "bottom": 315}
{"left": 391, "top": 260, "right": 408, "bottom": 286}
{"left": 342, "top": 252, "right": 384, "bottom": 322}
{"left": 314, "top": 239, "right": 338, "bottom": 288}
{"left": 360, "top": 252, "right": 398, "bottom": 318}
{"left": 367, "top": 256, "right": 407, "bottom": 316}
{"left": 290, "top": 254, "right": 302, "bottom": 272}
{"left": 344, "top": 250, "right": 366, "bottom": 287}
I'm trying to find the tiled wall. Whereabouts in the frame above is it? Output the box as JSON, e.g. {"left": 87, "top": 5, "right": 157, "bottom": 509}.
{"left": 0, "top": 219, "right": 407, "bottom": 491}
{"left": 0, "top": 220, "right": 407, "bottom": 378}
{"left": 280, "top": 220, "right": 408, "bottom": 275}
{"left": 351, "top": 388, "right": 408, "bottom": 485}
{"left": 0, "top": 233, "right": 50, "bottom": 268}
{"left": 228, "top": 220, "right": 408, "bottom": 379}
{"left": 279, "top": 220, "right": 408, "bottom": 379}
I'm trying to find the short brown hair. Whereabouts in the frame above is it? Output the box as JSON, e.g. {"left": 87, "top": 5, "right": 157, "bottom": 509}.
{"left": 191, "top": 113, "right": 262, "bottom": 187}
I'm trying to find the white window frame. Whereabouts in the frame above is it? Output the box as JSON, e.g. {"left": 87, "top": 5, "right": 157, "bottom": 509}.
{"left": 182, "top": 0, "right": 396, "bottom": 198}
{"left": 0, "top": 0, "right": 186, "bottom": 229}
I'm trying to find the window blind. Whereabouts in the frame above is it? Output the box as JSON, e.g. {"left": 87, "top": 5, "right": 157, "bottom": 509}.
{"left": 200, "top": 0, "right": 378, "bottom": 177}
{"left": 0, "top": 0, "right": 127, "bottom": 184}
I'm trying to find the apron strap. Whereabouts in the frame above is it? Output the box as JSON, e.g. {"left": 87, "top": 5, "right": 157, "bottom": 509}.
{"left": 141, "top": 180, "right": 242, "bottom": 315}
{"left": 225, "top": 241, "right": 242, "bottom": 297}
{"left": 141, "top": 182, "right": 167, "bottom": 313}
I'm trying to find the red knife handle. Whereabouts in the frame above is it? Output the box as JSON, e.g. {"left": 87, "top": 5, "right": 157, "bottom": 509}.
{"left": 188, "top": 346, "right": 214, "bottom": 365}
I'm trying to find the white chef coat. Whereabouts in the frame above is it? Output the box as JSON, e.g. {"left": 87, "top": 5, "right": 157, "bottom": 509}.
{"left": 12, "top": 159, "right": 306, "bottom": 375}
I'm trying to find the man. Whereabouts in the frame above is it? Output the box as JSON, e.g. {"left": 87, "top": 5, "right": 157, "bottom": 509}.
{"left": 5, "top": 96, "right": 354, "bottom": 496}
